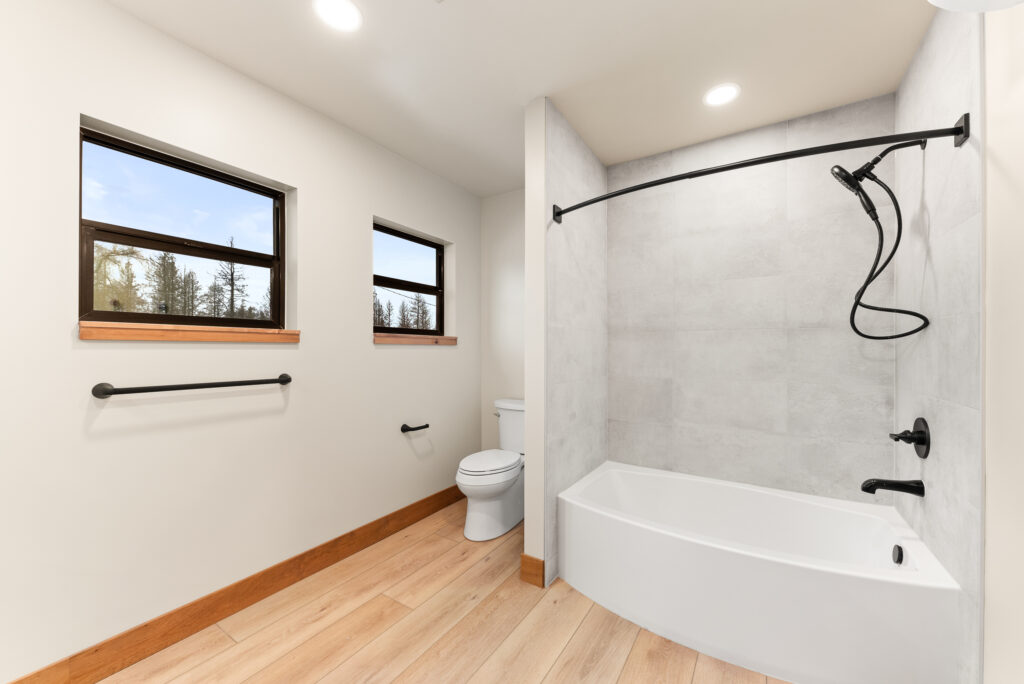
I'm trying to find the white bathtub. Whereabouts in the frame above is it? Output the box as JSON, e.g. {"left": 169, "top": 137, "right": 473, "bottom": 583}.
{"left": 558, "top": 461, "right": 960, "bottom": 684}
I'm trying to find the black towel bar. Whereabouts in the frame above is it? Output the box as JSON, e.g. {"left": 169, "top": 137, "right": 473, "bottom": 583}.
{"left": 401, "top": 423, "right": 429, "bottom": 433}
{"left": 92, "top": 374, "right": 292, "bottom": 399}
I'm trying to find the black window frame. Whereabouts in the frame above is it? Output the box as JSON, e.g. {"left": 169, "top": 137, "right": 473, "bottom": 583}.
{"left": 79, "top": 128, "right": 286, "bottom": 329}
{"left": 372, "top": 224, "right": 444, "bottom": 336}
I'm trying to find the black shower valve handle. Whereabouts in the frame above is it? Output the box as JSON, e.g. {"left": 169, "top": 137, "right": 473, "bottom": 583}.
{"left": 889, "top": 429, "right": 927, "bottom": 445}
{"left": 888, "top": 417, "right": 931, "bottom": 459}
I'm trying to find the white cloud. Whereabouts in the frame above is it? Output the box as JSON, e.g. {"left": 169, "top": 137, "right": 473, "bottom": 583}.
{"left": 82, "top": 176, "right": 107, "bottom": 201}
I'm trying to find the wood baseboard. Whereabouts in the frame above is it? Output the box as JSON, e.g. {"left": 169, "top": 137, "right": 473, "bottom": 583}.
{"left": 520, "top": 553, "right": 545, "bottom": 588}
{"left": 13, "top": 485, "right": 464, "bottom": 684}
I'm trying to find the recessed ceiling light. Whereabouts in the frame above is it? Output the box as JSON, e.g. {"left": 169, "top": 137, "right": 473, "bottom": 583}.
{"left": 703, "top": 83, "right": 740, "bottom": 107}
{"left": 314, "top": 0, "right": 363, "bottom": 32}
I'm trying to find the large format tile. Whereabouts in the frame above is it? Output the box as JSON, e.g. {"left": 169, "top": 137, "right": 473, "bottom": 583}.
{"left": 787, "top": 381, "right": 892, "bottom": 444}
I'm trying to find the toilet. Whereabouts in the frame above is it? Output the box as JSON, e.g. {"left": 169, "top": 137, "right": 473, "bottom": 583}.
{"left": 456, "top": 398, "right": 524, "bottom": 541}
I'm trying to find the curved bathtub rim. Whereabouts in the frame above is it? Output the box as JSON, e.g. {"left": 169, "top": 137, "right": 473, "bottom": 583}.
{"left": 558, "top": 461, "right": 960, "bottom": 591}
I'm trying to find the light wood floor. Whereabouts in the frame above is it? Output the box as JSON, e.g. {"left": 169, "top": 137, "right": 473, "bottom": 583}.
{"left": 102, "top": 499, "right": 788, "bottom": 683}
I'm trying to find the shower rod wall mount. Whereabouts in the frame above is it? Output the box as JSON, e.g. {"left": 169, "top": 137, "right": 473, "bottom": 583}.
{"left": 552, "top": 113, "right": 970, "bottom": 224}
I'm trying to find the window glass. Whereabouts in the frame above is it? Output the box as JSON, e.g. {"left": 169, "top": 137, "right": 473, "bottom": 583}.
{"left": 82, "top": 141, "right": 274, "bottom": 255}
{"left": 372, "top": 230, "right": 438, "bottom": 286}
{"left": 93, "top": 240, "right": 272, "bottom": 320}
{"left": 373, "top": 286, "right": 437, "bottom": 331}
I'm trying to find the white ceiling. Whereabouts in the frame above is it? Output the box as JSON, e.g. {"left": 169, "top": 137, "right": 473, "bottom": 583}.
{"left": 104, "top": 0, "right": 936, "bottom": 197}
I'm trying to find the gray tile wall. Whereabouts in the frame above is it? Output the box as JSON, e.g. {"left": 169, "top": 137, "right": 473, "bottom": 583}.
{"left": 606, "top": 95, "right": 898, "bottom": 503}
{"left": 893, "top": 12, "right": 984, "bottom": 683}
{"left": 544, "top": 99, "right": 609, "bottom": 584}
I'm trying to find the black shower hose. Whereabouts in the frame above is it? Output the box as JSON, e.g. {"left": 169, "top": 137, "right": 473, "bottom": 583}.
{"left": 849, "top": 174, "right": 930, "bottom": 340}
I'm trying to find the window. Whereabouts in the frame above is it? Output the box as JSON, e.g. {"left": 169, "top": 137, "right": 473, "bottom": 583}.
{"left": 79, "top": 129, "right": 285, "bottom": 328}
{"left": 373, "top": 224, "right": 444, "bottom": 336}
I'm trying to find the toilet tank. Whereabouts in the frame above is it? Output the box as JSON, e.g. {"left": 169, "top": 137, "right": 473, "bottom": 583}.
{"left": 495, "top": 398, "right": 525, "bottom": 454}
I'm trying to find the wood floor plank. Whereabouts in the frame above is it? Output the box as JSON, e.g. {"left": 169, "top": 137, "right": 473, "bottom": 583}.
{"left": 617, "top": 629, "right": 699, "bottom": 684}
{"left": 393, "top": 570, "right": 545, "bottom": 684}
{"left": 542, "top": 603, "right": 639, "bottom": 684}
{"left": 439, "top": 497, "right": 467, "bottom": 522}
{"left": 467, "top": 579, "right": 594, "bottom": 684}
{"left": 318, "top": 529, "right": 525, "bottom": 684}
{"left": 99, "top": 625, "right": 235, "bottom": 683}
{"left": 217, "top": 510, "right": 449, "bottom": 641}
{"left": 436, "top": 519, "right": 468, "bottom": 542}
{"left": 98, "top": 495, "right": 777, "bottom": 684}
{"left": 384, "top": 525, "right": 518, "bottom": 608}
{"left": 169, "top": 534, "right": 456, "bottom": 684}
{"left": 691, "top": 653, "right": 766, "bottom": 684}
{"left": 242, "top": 595, "right": 409, "bottom": 684}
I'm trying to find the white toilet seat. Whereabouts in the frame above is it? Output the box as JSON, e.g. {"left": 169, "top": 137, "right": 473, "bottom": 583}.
{"left": 458, "top": 449, "right": 522, "bottom": 477}
{"left": 456, "top": 463, "right": 523, "bottom": 488}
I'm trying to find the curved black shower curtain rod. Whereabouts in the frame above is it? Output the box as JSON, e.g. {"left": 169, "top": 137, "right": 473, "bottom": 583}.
{"left": 551, "top": 114, "right": 970, "bottom": 223}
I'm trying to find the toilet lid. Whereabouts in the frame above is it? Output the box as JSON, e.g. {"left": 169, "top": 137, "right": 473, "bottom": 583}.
{"left": 458, "top": 449, "right": 522, "bottom": 475}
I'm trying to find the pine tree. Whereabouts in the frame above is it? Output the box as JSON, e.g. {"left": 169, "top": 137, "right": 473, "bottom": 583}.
{"left": 258, "top": 288, "right": 272, "bottom": 320}
{"left": 202, "top": 280, "right": 227, "bottom": 317}
{"left": 93, "top": 244, "right": 141, "bottom": 311}
{"left": 216, "top": 237, "right": 248, "bottom": 317}
{"left": 397, "top": 301, "right": 412, "bottom": 328}
{"left": 114, "top": 260, "right": 142, "bottom": 312}
{"left": 373, "top": 290, "right": 386, "bottom": 326}
{"left": 146, "top": 252, "right": 181, "bottom": 314}
{"left": 412, "top": 293, "right": 432, "bottom": 330}
{"left": 179, "top": 270, "right": 201, "bottom": 316}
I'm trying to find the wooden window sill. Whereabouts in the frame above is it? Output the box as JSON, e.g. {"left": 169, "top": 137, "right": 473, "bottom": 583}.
{"left": 79, "top": 321, "right": 300, "bottom": 343}
{"left": 374, "top": 332, "right": 457, "bottom": 346}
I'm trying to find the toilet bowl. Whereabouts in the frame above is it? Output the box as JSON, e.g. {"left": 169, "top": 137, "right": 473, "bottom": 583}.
{"left": 458, "top": 398, "right": 525, "bottom": 541}
{"left": 456, "top": 449, "right": 524, "bottom": 541}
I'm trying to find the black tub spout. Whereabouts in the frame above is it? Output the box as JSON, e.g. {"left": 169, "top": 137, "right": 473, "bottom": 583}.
{"left": 861, "top": 478, "right": 925, "bottom": 497}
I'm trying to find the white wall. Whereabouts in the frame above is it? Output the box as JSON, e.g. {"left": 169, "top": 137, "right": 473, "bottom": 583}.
{"left": 983, "top": 6, "right": 1024, "bottom": 683}
{"left": 480, "top": 190, "right": 525, "bottom": 448}
{"left": 0, "top": 1, "right": 481, "bottom": 680}
{"left": 892, "top": 12, "right": 985, "bottom": 683}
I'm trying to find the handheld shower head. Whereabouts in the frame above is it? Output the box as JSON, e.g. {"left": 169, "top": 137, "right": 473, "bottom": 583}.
{"left": 831, "top": 165, "right": 861, "bottom": 193}
{"left": 831, "top": 165, "right": 878, "bottom": 219}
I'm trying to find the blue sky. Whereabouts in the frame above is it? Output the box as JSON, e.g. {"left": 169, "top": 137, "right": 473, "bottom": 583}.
{"left": 82, "top": 141, "right": 274, "bottom": 254}
{"left": 372, "top": 230, "right": 437, "bottom": 285}
{"left": 83, "top": 141, "right": 435, "bottom": 322}
{"left": 373, "top": 230, "right": 438, "bottom": 325}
